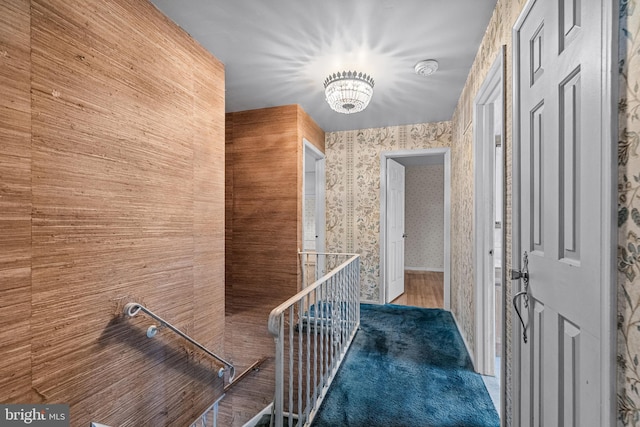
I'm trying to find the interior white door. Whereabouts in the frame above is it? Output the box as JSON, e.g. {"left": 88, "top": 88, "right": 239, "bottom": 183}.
{"left": 387, "top": 159, "right": 405, "bottom": 302}
{"left": 513, "top": 0, "right": 607, "bottom": 425}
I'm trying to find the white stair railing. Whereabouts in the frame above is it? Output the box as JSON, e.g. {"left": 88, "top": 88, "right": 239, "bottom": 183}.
{"left": 268, "top": 253, "right": 360, "bottom": 427}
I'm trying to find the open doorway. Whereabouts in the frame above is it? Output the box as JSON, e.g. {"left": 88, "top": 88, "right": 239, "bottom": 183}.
{"left": 380, "top": 148, "right": 451, "bottom": 310}
{"left": 473, "top": 47, "right": 505, "bottom": 415}
{"left": 302, "top": 139, "right": 326, "bottom": 283}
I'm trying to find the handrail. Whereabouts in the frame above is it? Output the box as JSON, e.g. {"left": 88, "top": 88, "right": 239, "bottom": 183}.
{"left": 268, "top": 253, "right": 359, "bottom": 337}
{"left": 123, "top": 302, "right": 236, "bottom": 382}
{"left": 298, "top": 251, "right": 350, "bottom": 256}
{"left": 268, "top": 253, "right": 360, "bottom": 427}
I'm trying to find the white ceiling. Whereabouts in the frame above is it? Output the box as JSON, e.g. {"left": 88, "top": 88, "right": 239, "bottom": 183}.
{"left": 150, "top": 0, "right": 497, "bottom": 132}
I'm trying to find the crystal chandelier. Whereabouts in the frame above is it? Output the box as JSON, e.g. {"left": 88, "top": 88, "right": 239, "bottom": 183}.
{"left": 323, "top": 71, "right": 374, "bottom": 114}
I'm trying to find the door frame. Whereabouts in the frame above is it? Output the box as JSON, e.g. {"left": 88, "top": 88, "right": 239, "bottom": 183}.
{"left": 302, "top": 139, "right": 326, "bottom": 255}
{"left": 510, "top": 0, "right": 617, "bottom": 424}
{"left": 473, "top": 46, "right": 505, "bottom": 378}
{"left": 380, "top": 148, "right": 451, "bottom": 308}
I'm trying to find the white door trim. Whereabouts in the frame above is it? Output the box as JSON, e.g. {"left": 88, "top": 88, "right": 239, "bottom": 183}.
{"left": 600, "top": 1, "right": 618, "bottom": 422}
{"left": 380, "top": 148, "right": 451, "bottom": 309}
{"left": 302, "top": 139, "right": 326, "bottom": 255}
{"left": 473, "top": 46, "right": 505, "bottom": 378}
{"left": 510, "top": 0, "right": 617, "bottom": 424}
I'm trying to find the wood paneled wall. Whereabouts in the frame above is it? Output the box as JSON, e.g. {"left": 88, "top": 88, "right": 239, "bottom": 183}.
{"left": 0, "top": 0, "right": 32, "bottom": 404}
{"left": 225, "top": 117, "right": 235, "bottom": 314}
{"left": 229, "top": 105, "right": 299, "bottom": 305}
{"left": 223, "top": 105, "right": 324, "bottom": 426}
{"left": 227, "top": 105, "right": 324, "bottom": 306}
{"left": 0, "top": 0, "right": 226, "bottom": 425}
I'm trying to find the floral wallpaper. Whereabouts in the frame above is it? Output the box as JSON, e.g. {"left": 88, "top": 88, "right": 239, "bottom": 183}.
{"left": 325, "top": 0, "right": 634, "bottom": 424}
{"left": 618, "top": 0, "right": 640, "bottom": 424}
{"left": 449, "top": 1, "right": 521, "bottom": 421}
{"left": 404, "top": 164, "right": 445, "bottom": 270}
{"left": 325, "top": 122, "right": 451, "bottom": 303}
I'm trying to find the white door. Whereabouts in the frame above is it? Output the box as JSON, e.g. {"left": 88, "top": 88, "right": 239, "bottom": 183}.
{"left": 513, "top": 0, "right": 612, "bottom": 425}
{"left": 387, "top": 159, "right": 405, "bottom": 302}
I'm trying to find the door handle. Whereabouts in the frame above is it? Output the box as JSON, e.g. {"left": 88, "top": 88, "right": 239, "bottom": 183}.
{"left": 511, "top": 251, "right": 529, "bottom": 344}
{"left": 513, "top": 291, "right": 528, "bottom": 343}
{"left": 402, "top": 233, "right": 408, "bottom": 238}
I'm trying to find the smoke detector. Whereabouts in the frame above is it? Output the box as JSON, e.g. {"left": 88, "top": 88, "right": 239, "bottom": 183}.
{"left": 414, "top": 59, "right": 439, "bottom": 77}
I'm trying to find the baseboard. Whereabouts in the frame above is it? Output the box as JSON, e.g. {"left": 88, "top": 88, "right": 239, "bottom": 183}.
{"left": 404, "top": 266, "right": 445, "bottom": 272}
{"left": 451, "top": 311, "right": 476, "bottom": 370}
{"left": 360, "top": 298, "right": 380, "bottom": 305}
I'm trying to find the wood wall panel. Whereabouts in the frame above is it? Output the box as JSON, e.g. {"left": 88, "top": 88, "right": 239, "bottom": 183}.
{"left": 0, "top": 0, "right": 226, "bottom": 425}
{"left": 192, "top": 51, "right": 226, "bottom": 407}
{"left": 297, "top": 104, "right": 326, "bottom": 153}
{"left": 296, "top": 105, "right": 325, "bottom": 266}
{"left": 225, "top": 116, "right": 234, "bottom": 313}
{"left": 223, "top": 105, "right": 324, "bottom": 426}
{"left": 0, "top": 0, "right": 32, "bottom": 404}
{"left": 229, "top": 105, "right": 299, "bottom": 306}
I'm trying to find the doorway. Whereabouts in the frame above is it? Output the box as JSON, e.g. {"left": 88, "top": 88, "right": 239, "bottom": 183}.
{"left": 303, "top": 139, "right": 326, "bottom": 281}
{"left": 473, "top": 48, "right": 505, "bottom": 416}
{"left": 473, "top": 48, "right": 505, "bottom": 375}
{"left": 380, "top": 148, "right": 451, "bottom": 309}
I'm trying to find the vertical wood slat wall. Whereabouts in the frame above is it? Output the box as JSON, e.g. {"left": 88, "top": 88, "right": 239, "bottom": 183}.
{"left": 0, "top": 0, "right": 226, "bottom": 425}
{"left": 223, "top": 105, "right": 324, "bottom": 426}
{"left": 226, "top": 105, "right": 324, "bottom": 310}
{"left": 0, "top": 0, "right": 32, "bottom": 405}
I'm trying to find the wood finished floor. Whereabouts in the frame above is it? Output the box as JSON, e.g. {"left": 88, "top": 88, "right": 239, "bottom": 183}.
{"left": 391, "top": 270, "right": 444, "bottom": 308}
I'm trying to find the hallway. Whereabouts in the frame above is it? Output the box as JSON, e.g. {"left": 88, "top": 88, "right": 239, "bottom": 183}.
{"left": 391, "top": 270, "right": 501, "bottom": 415}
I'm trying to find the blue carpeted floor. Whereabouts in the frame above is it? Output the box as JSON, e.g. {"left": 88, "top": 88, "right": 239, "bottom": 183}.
{"left": 311, "top": 304, "right": 500, "bottom": 427}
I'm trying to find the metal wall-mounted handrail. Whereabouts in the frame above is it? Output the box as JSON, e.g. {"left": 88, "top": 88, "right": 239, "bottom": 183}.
{"left": 123, "top": 302, "right": 235, "bottom": 382}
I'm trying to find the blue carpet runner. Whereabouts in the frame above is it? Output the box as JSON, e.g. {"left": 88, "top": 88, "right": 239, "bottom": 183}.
{"left": 311, "top": 304, "right": 500, "bottom": 427}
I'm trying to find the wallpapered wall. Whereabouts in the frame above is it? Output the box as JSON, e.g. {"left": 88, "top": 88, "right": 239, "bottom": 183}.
{"left": 325, "top": 122, "right": 451, "bottom": 303}
{"left": 405, "top": 164, "right": 445, "bottom": 270}
{"left": 326, "top": 0, "right": 635, "bottom": 423}
{"left": 618, "top": 0, "right": 640, "bottom": 424}
{"left": 449, "top": 0, "right": 525, "bottom": 422}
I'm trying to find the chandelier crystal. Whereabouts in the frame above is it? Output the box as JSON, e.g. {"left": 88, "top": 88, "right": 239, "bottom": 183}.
{"left": 323, "top": 71, "right": 374, "bottom": 114}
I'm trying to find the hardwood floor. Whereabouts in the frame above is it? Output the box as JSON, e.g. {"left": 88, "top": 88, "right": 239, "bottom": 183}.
{"left": 391, "top": 270, "right": 444, "bottom": 308}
